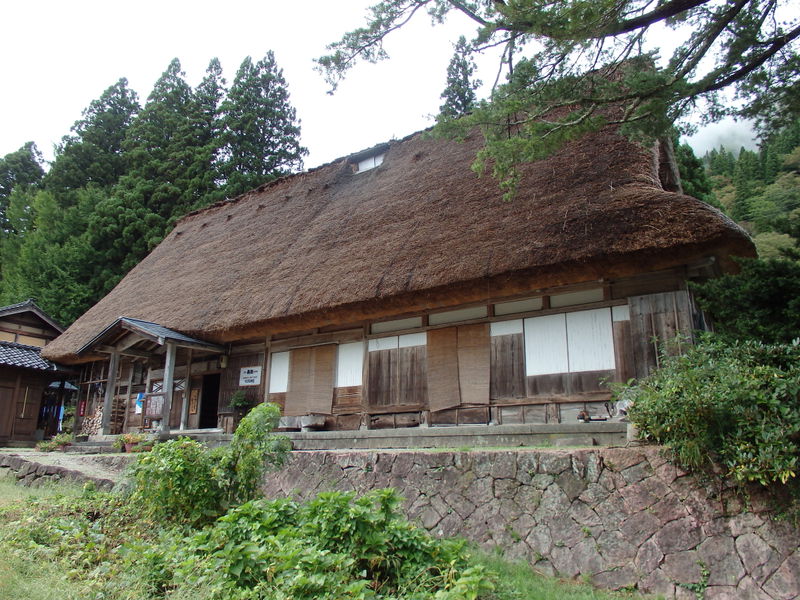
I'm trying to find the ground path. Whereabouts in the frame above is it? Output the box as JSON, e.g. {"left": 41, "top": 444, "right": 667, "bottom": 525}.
{"left": 0, "top": 449, "right": 135, "bottom": 489}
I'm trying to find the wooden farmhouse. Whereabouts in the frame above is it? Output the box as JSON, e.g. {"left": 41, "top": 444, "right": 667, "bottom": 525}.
{"left": 0, "top": 300, "right": 72, "bottom": 444}
{"left": 42, "top": 127, "right": 754, "bottom": 440}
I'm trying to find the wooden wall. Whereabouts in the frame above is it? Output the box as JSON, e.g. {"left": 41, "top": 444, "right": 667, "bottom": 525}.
{"left": 0, "top": 366, "right": 54, "bottom": 442}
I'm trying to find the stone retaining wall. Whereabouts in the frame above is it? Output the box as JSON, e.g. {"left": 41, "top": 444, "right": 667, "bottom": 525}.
{"left": 262, "top": 447, "right": 799, "bottom": 599}
{"left": 0, "top": 453, "right": 127, "bottom": 490}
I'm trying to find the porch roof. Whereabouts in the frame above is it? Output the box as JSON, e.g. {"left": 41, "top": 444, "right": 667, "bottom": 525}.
{"left": 78, "top": 316, "right": 225, "bottom": 357}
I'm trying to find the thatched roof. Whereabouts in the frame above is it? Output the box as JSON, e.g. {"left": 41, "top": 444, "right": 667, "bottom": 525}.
{"left": 43, "top": 127, "right": 754, "bottom": 363}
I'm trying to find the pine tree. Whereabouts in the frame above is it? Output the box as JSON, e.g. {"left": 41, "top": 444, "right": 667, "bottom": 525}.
{"left": 190, "top": 58, "right": 227, "bottom": 208}
{"left": 439, "top": 36, "right": 481, "bottom": 119}
{"left": 732, "top": 148, "right": 764, "bottom": 220}
{"left": 45, "top": 79, "right": 140, "bottom": 195}
{"left": 120, "top": 58, "right": 199, "bottom": 221}
{"left": 220, "top": 52, "right": 306, "bottom": 198}
{"left": 0, "top": 142, "right": 44, "bottom": 234}
{"left": 673, "top": 137, "right": 719, "bottom": 208}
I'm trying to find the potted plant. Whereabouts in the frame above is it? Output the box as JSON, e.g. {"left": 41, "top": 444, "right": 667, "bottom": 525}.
{"left": 52, "top": 432, "right": 73, "bottom": 451}
{"left": 229, "top": 390, "right": 252, "bottom": 414}
{"left": 114, "top": 432, "right": 149, "bottom": 453}
{"left": 129, "top": 441, "right": 154, "bottom": 453}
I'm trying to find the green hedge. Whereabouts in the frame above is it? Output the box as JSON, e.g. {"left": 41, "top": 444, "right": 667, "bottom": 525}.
{"left": 626, "top": 336, "right": 800, "bottom": 487}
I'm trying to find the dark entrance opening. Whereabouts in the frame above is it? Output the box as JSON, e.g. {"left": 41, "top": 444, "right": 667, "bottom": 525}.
{"left": 199, "top": 373, "right": 221, "bottom": 429}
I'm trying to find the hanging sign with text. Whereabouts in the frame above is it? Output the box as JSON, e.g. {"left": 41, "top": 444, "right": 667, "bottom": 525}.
{"left": 239, "top": 366, "right": 262, "bottom": 386}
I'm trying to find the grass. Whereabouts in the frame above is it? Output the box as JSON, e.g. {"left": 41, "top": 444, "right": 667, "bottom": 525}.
{"left": 0, "top": 475, "right": 655, "bottom": 600}
{"left": 0, "top": 553, "right": 83, "bottom": 600}
{"left": 477, "top": 552, "right": 657, "bottom": 599}
{"left": 0, "top": 472, "right": 83, "bottom": 509}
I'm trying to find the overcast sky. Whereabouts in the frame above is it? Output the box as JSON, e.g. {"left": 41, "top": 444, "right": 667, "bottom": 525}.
{"left": 1, "top": 0, "right": 755, "bottom": 171}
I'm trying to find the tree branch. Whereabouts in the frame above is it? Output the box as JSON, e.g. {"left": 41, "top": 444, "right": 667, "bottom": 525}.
{"left": 692, "top": 22, "right": 800, "bottom": 95}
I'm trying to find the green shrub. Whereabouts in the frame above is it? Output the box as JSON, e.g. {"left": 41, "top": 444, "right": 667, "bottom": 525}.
{"left": 178, "top": 489, "right": 489, "bottom": 600}
{"left": 214, "top": 402, "right": 291, "bottom": 507}
{"left": 625, "top": 335, "right": 800, "bottom": 486}
{"left": 128, "top": 437, "right": 225, "bottom": 527}
{"left": 691, "top": 257, "right": 800, "bottom": 344}
{"left": 126, "top": 403, "right": 289, "bottom": 526}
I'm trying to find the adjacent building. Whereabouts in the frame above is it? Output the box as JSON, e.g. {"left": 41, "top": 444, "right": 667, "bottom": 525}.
{"left": 0, "top": 300, "right": 72, "bottom": 443}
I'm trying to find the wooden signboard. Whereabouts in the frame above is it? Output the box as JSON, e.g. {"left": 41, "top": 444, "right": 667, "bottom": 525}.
{"left": 189, "top": 389, "right": 199, "bottom": 415}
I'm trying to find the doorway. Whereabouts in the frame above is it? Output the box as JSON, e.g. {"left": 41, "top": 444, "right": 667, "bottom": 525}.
{"left": 199, "top": 373, "right": 220, "bottom": 429}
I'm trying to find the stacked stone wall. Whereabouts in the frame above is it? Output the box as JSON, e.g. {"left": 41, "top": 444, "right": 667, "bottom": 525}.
{"left": 262, "top": 447, "right": 799, "bottom": 599}
{"left": 0, "top": 453, "right": 124, "bottom": 490}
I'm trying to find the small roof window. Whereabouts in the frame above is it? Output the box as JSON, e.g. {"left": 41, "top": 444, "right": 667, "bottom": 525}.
{"left": 356, "top": 153, "right": 385, "bottom": 173}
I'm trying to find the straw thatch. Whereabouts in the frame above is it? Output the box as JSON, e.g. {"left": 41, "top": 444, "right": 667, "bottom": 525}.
{"left": 43, "top": 127, "right": 754, "bottom": 363}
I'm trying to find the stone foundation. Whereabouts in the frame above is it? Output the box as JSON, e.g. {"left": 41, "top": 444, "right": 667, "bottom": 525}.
{"left": 262, "top": 447, "right": 799, "bottom": 599}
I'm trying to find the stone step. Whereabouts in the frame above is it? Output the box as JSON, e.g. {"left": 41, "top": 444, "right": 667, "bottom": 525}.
{"left": 63, "top": 444, "right": 119, "bottom": 454}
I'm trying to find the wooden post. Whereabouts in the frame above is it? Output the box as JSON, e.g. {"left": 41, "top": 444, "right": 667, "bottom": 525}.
{"left": 160, "top": 343, "right": 176, "bottom": 436}
{"left": 121, "top": 361, "right": 134, "bottom": 434}
{"left": 180, "top": 349, "right": 193, "bottom": 430}
{"left": 100, "top": 351, "right": 119, "bottom": 435}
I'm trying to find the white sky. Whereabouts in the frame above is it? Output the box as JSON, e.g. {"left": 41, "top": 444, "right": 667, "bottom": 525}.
{"left": 0, "top": 0, "right": 754, "bottom": 171}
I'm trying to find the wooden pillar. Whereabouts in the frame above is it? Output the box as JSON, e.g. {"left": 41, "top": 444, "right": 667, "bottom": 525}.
{"left": 160, "top": 343, "right": 177, "bottom": 436}
{"left": 121, "top": 361, "right": 134, "bottom": 434}
{"left": 180, "top": 349, "right": 193, "bottom": 430}
{"left": 100, "top": 352, "right": 120, "bottom": 435}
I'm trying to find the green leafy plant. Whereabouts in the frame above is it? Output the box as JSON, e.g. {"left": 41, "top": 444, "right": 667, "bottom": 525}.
{"left": 34, "top": 440, "right": 58, "bottom": 452}
{"left": 625, "top": 335, "right": 800, "bottom": 487}
{"left": 127, "top": 437, "right": 225, "bottom": 527}
{"left": 214, "top": 402, "right": 291, "bottom": 507}
{"left": 51, "top": 432, "right": 73, "bottom": 447}
{"left": 228, "top": 389, "right": 251, "bottom": 410}
{"left": 125, "top": 403, "right": 289, "bottom": 527}
{"left": 177, "top": 489, "right": 489, "bottom": 599}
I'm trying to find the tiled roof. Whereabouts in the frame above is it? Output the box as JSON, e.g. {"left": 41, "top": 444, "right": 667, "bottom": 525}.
{"left": 0, "top": 341, "right": 58, "bottom": 371}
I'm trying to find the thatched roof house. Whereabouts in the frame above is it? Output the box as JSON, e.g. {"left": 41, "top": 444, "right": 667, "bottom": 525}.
{"left": 43, "top": 127, "right": 753, "bottom": 437}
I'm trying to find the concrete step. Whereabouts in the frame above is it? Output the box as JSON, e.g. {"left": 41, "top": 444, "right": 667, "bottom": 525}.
{"left": 284, "top": 422, "right": 628, "bottom": 450}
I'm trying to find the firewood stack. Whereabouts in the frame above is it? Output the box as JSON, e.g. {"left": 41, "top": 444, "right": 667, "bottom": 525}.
{"left": 80, "top": 409, "right": 102, "bottom": 436}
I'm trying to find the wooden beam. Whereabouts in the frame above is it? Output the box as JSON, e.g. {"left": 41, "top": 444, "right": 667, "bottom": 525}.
{"left": 96, "top": 344, "right": 153, "bottom": 359}
{"left": 159, "top": 342, "right": 176, "bottom": 436}
{"left": 100, "top": 351, "right": 119, "bottom": 435}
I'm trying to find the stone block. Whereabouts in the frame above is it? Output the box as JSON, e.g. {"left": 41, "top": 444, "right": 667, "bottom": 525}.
{"left": 654, "top": 517, "right": 703, "bottom": 555}
{"left": 734, "top": 533, "right": 773, "bottom": 582}
{"left": 515, "top": 453, "right": 538, "bottom": 485}
{"left": 556, "top": 472, "right": 587, "bottom": 502}
{"left": 762, "top": 550, "right": 800, "bottom": 600}
{"left": 635, "top": 538, "right": 664, "bottom": 575}
{"left": 601, "top": 448, "right": 647, "bottom": 472}
{"left": 596, "top": 530, "right": 637, "bottom": 567}
{"left": 621, "top": 460, "right": 653, "bottom": 485}
{"left": 695, "top": 536, "right": 745, "bottom": 587}
{"left": 591, "top": 565, "right": 638, "bottom": 590}
{"left": 620, "top": 509, "right": 661, "bottom": 547}
{"left": 640, "top": 568, "right": 676, "bottom": 597}
{"left": 661, "top": 550, "right": 701, "bottom": 583}
{"left": 537, "top": 452, "right": 571, "bottom": 475}
{"left": 489, "top": 452, "right": 517, "bottom": 479}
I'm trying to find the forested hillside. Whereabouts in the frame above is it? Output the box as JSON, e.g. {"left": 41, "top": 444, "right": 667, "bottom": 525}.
{"left": 0, "top": 53, "right": 305, "bottom": 326}
{"left": 702, "top": 119, "right": 800, "bottom": 258}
